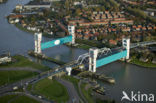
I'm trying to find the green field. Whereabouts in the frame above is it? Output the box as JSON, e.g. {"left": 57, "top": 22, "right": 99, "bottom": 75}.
{"left": 130, "top": 57, "right": 156, "bottom": 68}
{"left": 0, "top": 95, "right": 17, "bottom": 103}
{"left": 33, "top": 78, "right": 69, "bottom": 103}
{"left": 75, "top": 44, "right": 91, "bottom": 50}
{"left": 76, "top": 39, "right": 104, "bottom": 48}
{"left": 0, "top": 95, "right": 39, "bottom": 103}
{"left": 0, "top": 55, "right": 50, "bottom": 71}
{"left": 11, "top": 95, "right": 40, "bottom": 103}
{"left": 0, "top": 71, "right": 38, "bottom": 86}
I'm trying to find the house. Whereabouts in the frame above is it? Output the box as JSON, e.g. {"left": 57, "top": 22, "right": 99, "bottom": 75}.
{"left": 76, "top": 34, "right": 83, "bottom": 39}
{"left": 111, "top": 20, "right": 133, "bottom": 25}
{"left": 139, "top": 57, "right": 148, "bottom": 62}
{"left": 152, "top": 58, "right": 156, "bottom": 64}
{"left": 84, "top": 35, "right": 89, "bottom": 40}
{"left": 79, "top": 21, "right": 108, "bottom": 26}
{"left": 9, "top": 15, "right": 24, "bottom": 19}
{"left": 122, "top": 27, "right": 131, "bottom": 32}
{"left": 15, "top": 4, "right": 23, "bottom": 10}
{"left": 0, "top": 54, "right": 11, "bottom": 64}
{"left": 147, "top": 27, "right": 152, "bottom": 30}
{"left": 142, "top": 27, "right": 147, "bottom": 30}
{"left": 24, "top": 2, "right": 51, "bottom": 9}
{"left": 109, "top": 39, "right": 117, "bottom": 45}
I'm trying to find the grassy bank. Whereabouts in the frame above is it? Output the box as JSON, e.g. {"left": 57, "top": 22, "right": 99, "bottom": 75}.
{"left": 15, "top": 24, "right": 35, "bottom": 34}
{"left": 0, "top": 95, "right": 39, "bottom": 103}
{"left": 130, "top": 57, "right": 156, "bottom": 68}
{"left": 28, "top": 51, "right": 66, "bottom": 65}
{"left": 0, "top": 55, "right": 50, "bottom": 71}
{"left": 74, "top": 44, "right": 91, "bottom": 50}
{"left": 0, "top": 71, "right": 38, "bottom": 86}
{"left": 0, "top": 95, "right": 17, "bottom": 103}
{"left": 76, "top": 39, "right": 104, "bottom": 48}
{"left": 11, "top": 95, "right": 40, "bottom": 103}
{"left": 33, "top": 78, "right": 69, "bottom": 103}
{"left": 47, "top": 57, "right": 66, "bottom": 65}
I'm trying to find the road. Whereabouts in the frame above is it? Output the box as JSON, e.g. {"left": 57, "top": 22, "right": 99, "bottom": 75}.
{"left": 56, "top": 78, "right": 80, "bottom": 103}
{"left": 0, "top": 63, "right": 82, "bottom": 103}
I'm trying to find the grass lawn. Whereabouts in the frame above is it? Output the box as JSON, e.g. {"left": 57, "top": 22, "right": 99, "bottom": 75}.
{"left": 33, "top": 78, "right": 69, "bottom": 103}
{"left": 81, "top": 83, "right": 94, "bottom": 103}
{"left": 130, "top": 57, "right": 156, "bottom": 68}
{"left": 11, "top": 95, "right": 40, "bottom": 103}
{"left": 27, "top": 84, "right": 33, "bottom": 92}
{"left": 0, "top": 95, "right": 39, "bottom": 103}
{"left": 0, "top": 71, "right": 38, "bottom": 86}
{"left": 0, "top": 94, "right": 18, "bottom": 103}
{"left": 0, "top": 55, "right": 50, "bottom": 71}
{"left": 76, "top": 39, "right": 104, "bottom": 48}
{"left": 76, "top": 44, "right": 91, "bottom": 50}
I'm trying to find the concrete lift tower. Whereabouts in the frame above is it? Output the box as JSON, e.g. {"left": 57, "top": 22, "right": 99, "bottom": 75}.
{"left": 89, "top": 47, "right": 98, "bottom": 72}
{"left": 68, "top": 25, "right": 75, "bottom": 44}
{"left": 122, "top": 38, "right": 130, "bottom": 59}
{"left": 34, "top": 33, "right": 42, "bottom": 54}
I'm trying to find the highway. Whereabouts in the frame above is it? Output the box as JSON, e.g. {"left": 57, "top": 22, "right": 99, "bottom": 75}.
{"left": 0, "top": 65, "right": 79, "bottom": 103}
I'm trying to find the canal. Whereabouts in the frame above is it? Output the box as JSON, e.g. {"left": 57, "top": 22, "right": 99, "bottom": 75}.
{"left": 0, "top": 0, "right": 156, "bottom": 102}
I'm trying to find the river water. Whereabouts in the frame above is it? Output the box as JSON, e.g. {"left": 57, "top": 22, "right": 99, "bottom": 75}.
{"left": 0, "top": 0, "right": 156, "bottom": 103}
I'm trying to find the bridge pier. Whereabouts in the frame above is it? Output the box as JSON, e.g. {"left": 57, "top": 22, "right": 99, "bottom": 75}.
{"left": 66, "top": 67, "right": 72, "bottom": 76}
{"left": 89, "top": 47, "right": 98, "bottom": 72}
{"left": 34, "top": 33, "right": 42, "bottom": 54}
{"left": 68, "top": 25, "right": 75, "bottom": 44}
{"left": 122, "top": 38, "right": 130, "bottom": 59}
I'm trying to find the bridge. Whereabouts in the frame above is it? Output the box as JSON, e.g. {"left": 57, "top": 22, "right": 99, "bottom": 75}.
{"left": 130, "top": 41, "right": 156, "bottom": 48}
{"left": 76, "top": 38, "right": 130, "bottom": 73}
{"left": 33, "top": 25, "right": 156, "bottom": 74}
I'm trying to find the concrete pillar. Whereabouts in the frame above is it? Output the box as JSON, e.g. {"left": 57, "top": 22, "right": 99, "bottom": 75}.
{"left": 89, "top": 47, "right": 98, "bottom": 72}
{"left": 68, "top": 25, "right": 75, "bottom": 44}
{"left": 34, "top": 33, "right": 42, "bottom": 54}
{"left": 122, "top": 38, "right": 130, "bottom": 59}
{"left": 66, "top": 67, "right": 72, "bottom": 76}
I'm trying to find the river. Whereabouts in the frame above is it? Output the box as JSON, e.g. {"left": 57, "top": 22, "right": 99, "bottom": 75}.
{"left": 0, "top": 0, "right": 156, "bottom": 103}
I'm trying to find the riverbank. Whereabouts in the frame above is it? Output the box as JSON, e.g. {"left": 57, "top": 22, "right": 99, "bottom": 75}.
{"left": 0, "top": 0, "right": 7, "bottom": 4}
{"left": 0, "top": 55, "right": 50, "bottom": 86}
{"left": 14, "top": 24, "right": 53, "bottom": 38}
{"left": 130, "top": 57, "right": 156, "bottom": 68}
{"left": 28, "top": 51, "right": 66, "bottom": 65}
{"left": 0, "top": 55, "right": 50, "bottom": 71}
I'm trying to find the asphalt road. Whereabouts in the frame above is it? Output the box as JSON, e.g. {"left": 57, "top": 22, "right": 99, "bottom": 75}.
{"left": 56, "top": 78, "right": 80, "bottom": 103}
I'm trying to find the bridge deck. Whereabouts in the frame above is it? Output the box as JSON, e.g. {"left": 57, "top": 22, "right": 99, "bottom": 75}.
{"left": 96, "top": 49, "right": 127, "bottom": 68}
